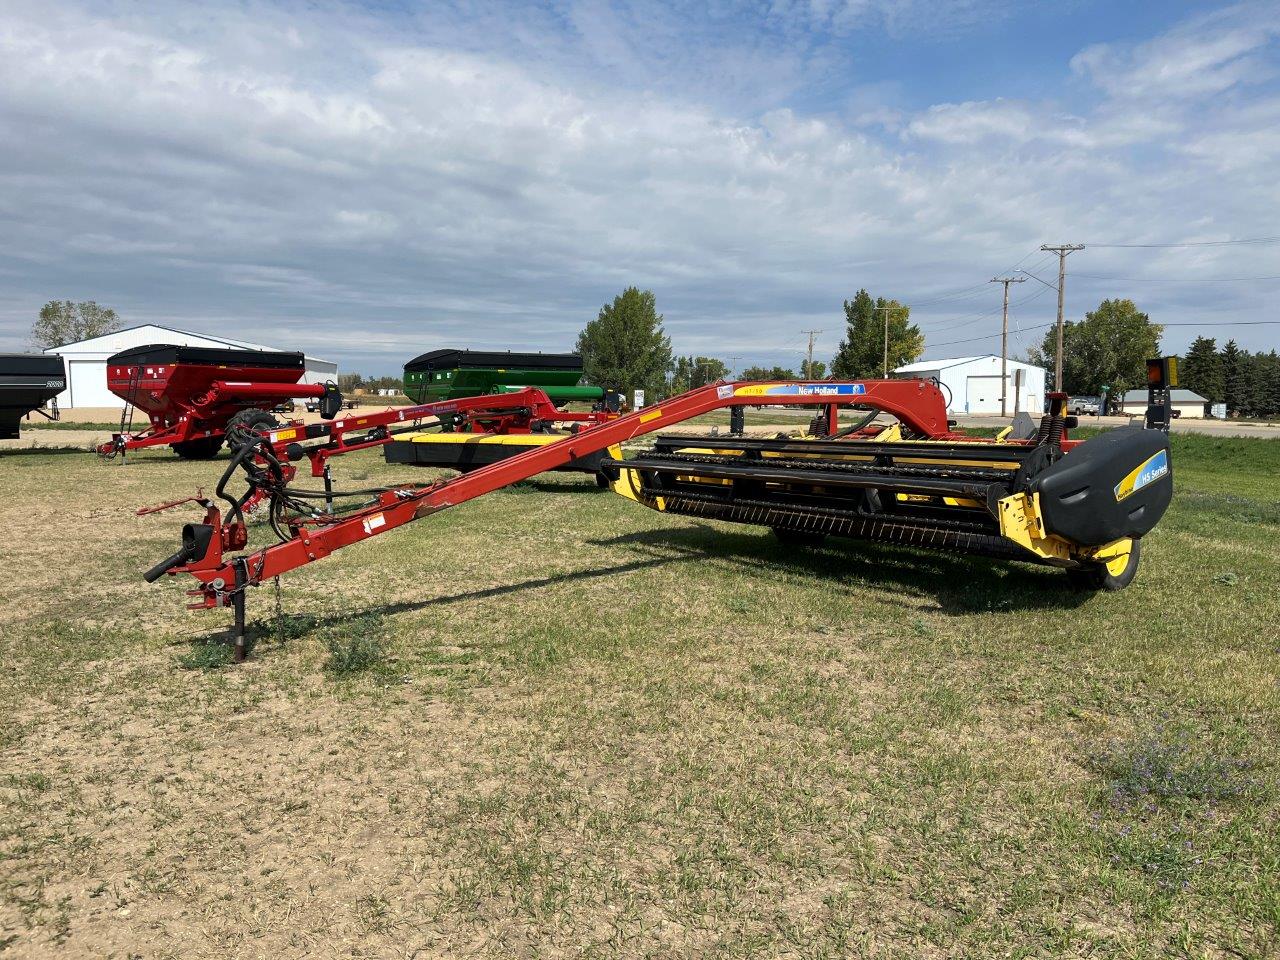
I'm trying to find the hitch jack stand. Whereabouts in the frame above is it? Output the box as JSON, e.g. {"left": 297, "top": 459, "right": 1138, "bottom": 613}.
{"left": 232, "top": 558, "right": 248, "bottom": 663}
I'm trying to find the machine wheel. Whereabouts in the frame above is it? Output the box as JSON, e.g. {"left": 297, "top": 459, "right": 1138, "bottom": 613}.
{"left": 771, "top": 526, "right": 827, "bottom": 547}
{"left": 224, "top": 410, "right": 281, "bottom": 451}
{"left": 170, "top": 436, "right": 224, "bottom": 460}
{"left": 1067, "top": 538, "right": 1142, "bottom": 591}
{"left": 595, "top": 470, "right": 611, "bottom": 489}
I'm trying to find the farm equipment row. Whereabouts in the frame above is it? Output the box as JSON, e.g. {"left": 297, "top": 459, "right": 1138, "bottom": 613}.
{"left": 0, "top": 354, "right": 65, "bottom": 439}
{"left": 142, "top": 367, "right": 1177, "bottom": 661}
{"left": 94, "top": 345, "right": 621, "bottom": 474}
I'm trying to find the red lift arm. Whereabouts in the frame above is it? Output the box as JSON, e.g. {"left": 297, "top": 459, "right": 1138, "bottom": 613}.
{"left": 145, "top": 378, "right": 953, "bottom": 659}
{"left": 260, "top": 385, "right": 615, "bottom": 478}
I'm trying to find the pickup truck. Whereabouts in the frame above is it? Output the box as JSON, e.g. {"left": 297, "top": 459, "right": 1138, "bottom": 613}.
{"left": 306, "top": 397, "right": 358, "bottom": 413}
{"left": 1068, "top": 396, "right": 1100, "bottom": 416}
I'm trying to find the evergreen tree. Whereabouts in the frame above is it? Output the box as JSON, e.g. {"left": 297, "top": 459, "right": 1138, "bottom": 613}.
{"left": 1222, "top": 339, "right": 1245, "bottom": 415}
{"left": 830, "top": 292, "right": 922, "bottom": 378}
{"left": 1262, "top": 351, "right": 1280, "bottom": 417}
{"left": 1179, "top": 336, "right": 1223, "bottom": 403}
{"left": 577, "top": 287, "right": 673, "bottom": 400}
{"left": 1237, "top": 350, "right": 1266, "bottom": 417}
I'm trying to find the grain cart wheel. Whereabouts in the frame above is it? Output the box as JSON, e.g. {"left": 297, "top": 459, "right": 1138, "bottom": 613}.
{"left": 772, "top": 526, "right": 827, "bottom": 547}
{"left": 224, "top": 410, "right": 281, "bottom": 452}
{"left": 170, "top": 435, "right": 224, "bottom": 460}
{"left": 1067, "top": 539, "right": 1142, "bottom": 592}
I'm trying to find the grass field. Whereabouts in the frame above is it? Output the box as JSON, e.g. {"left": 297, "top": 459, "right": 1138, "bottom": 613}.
{"left": 1, "top": 431, "right": 1278, "bottom": 958}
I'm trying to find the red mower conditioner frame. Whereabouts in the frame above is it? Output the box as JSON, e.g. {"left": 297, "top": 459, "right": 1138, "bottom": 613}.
{"left": 142, "top": 378, "right": 981, "bottom": 660}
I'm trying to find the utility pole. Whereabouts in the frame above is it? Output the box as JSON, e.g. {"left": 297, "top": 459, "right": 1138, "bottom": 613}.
{"left": 990, "top": 276, "right": 1026, "bottom": 418}
{"left": 1040, "top": 244, "right": 1084, "bottom": 391}
{"left": 800, "top": 329, "right": 822, "bottom": 379}
{"left": 873, "top": 306, "right": 898, "bottom": 377}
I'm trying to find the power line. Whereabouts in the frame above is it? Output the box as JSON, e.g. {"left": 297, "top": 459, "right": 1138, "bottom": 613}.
{"left": 1085, "top": 236, "right": 1280, "bottom": 248}
{"left": 928, "top": 324, "right": 1053, "bottom": 349}
{"left": 1073, "top": 274, "right": 1280, "bottom": 283}
{"left": 1161, "top": 320, "right": 1280, "bottom": 326}
{"left": 921, "top": 284, "right": 1051, "bottom": 335}
{"left": 905, "top": 251, "right": 1053, "bottom": 309}
{"left": 927, "top": 318, "right": 1280, "bottom": 351}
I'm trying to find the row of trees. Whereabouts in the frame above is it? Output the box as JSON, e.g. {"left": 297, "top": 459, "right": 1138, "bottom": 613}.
{"left": 1181, "top": 337, "right": 1280, "bottom": 417}
{"left": 576, "top": 286, "right": 925, "bottom": 398}
{"left": 30, "top": 294, "right": 1278, "bottom": 417}
{"left": 337, "top": 373, "right": 404, "bottom": 393}
{"left": 1019, "top": 301, "right": 1280, "bottom": 416}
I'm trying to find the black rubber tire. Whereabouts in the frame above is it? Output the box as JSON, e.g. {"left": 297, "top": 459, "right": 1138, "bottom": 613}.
{"left": 595, "top": 470, "right": 611, "bottom": 489}
{"left": 771, "top": 526, "right": 827, "bottom": 547}
{"left": 1067, "top": 538, "right": 1142, "bottom": 591}
{"left": 224, "top": 410, "right": 281, "bottom": 451}
{"left": 170, "top": 435, "right": 224, "bottom": 460}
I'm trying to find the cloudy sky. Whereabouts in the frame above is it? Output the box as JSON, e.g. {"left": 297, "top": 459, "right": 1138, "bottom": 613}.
{"left": 1, "top": 0, "right": 1278, "bottom": 374}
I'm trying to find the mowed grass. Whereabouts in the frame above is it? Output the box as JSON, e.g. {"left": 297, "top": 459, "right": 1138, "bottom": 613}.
{"left": 0, "top": 431, "right": 1277, "bottom": 958}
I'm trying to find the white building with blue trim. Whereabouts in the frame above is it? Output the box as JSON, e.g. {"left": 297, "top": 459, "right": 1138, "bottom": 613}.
{"left": 893, "top": 355, "right": 1046, "bottom": 415}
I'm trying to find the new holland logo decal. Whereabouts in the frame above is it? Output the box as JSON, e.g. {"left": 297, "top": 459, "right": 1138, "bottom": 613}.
{"left": 735, "top": 383, "right": 866, "bottom": 398}
{"left": 1114, "top": 449, "right": 1169, "bottom": 502}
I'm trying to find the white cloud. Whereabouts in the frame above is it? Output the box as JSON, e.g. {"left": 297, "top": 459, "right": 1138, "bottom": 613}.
{"left": 0, "top": 0, "right": 1277, "bottom": 369}
{"left": 1071, "top": 3, "right": 1280, "bottom": 101}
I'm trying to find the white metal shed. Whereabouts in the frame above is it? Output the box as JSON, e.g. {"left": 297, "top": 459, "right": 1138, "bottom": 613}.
{"left": 893, "top": 355, "right": 1045, "bottom": 415}
{"left": 42, "top": 324, "right": 338, "bottom": 409}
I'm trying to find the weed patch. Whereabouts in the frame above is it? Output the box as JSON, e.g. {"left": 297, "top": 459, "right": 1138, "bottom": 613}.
{"left": 322, "top": 615, "right": 390, "bottom": 677}
{"left": 177, "top": 636, "right": 246, "bottom": 670}
{"left": 1092, "top": 724, "right": 1260, "bottom": 805}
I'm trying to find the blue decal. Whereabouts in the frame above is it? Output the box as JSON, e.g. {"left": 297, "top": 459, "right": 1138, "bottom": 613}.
{"left": 1133, "top": 450, "right": 1169, "bottom": 492}
{"left": 1114, "top": 449, "right": 1169, "bottom": 501}
{"left": 765, "top": 383, "right": 866, "bottom": 396}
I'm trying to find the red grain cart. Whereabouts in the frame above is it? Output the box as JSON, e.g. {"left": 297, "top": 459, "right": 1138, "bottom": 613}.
{"left": 98, "top": 344, "right": 341, "bottom": 460}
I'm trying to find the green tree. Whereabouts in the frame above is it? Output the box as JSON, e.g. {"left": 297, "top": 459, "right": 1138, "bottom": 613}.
{"left": 1222, "top": 340, "right": 1246, "bottom": 415}
{"left": 740, "top": 364, "right": 796, "bottom": 380}
{"left": 831, "top": 292, "right": 922, "bottom": 378}
{"left": 801, "top": 359, "right": 827, "bottom": 379}
{"left": 577, "top": 287, "right": 672, "bottom": 399}
{"left": 1027, "top": 298, "right": 1162, "bottom": 395}
{"left": 1260, "top": 351, "right": 1280, "bottom": 417}
{"left": 1237, "top": 350, "right": 1266, "bottom": 417}
{"left": 669, "top": 356, "right": 730, "bottom": 394}
{"left": 31, "top": 300, "right": 121, "bottom": 349}
{"left": 1179, "top": 336, "right": 1223, "bottom": 403}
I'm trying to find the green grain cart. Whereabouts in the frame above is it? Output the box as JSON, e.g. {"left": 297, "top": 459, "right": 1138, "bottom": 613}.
{"left": 402, "top": 349, "right": 602, "bottom": 406}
